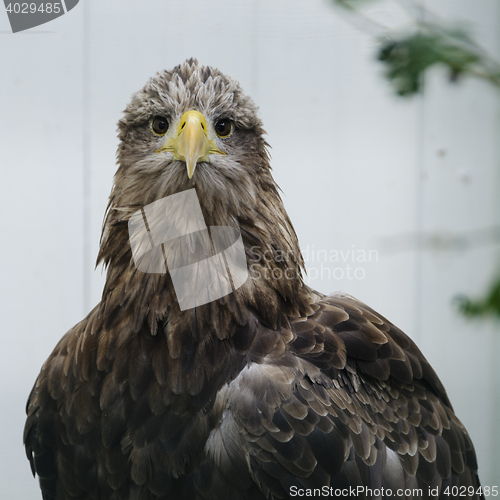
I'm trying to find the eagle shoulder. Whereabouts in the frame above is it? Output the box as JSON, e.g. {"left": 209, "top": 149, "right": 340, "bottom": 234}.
{"left": 204, "top": 294, "right": 481, "bottom": 499}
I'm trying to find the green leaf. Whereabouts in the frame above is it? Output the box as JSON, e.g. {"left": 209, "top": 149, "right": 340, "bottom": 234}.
{"left": 378, "top": 27, "right": 482, "bottom": 96}
{"left": 456, "top": 276, "right": 500, "bottom": 319}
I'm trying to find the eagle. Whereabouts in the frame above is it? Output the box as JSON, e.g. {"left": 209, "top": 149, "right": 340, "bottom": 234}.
{"left": 24, "top": 59, "right": 483, "bottom": 500}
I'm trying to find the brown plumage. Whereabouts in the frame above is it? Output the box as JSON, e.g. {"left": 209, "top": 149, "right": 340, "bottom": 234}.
{"left": 24, "top": 59, "right": 483, "bottom": 500}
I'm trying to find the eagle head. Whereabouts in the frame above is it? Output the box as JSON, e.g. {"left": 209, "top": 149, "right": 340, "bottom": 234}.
{"left": 97, "top": 59, "right": 310, "bottom": 330}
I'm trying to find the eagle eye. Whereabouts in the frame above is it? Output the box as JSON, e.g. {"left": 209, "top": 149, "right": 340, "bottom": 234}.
{"left": 151, "top": 116, "right": 169, "bottom": 135}
{"left": 215, "top": 119, "right": 232, "bottom": 138}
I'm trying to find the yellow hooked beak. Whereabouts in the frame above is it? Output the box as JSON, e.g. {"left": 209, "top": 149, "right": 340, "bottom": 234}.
{"left": 156, "top": 110, "right": 225, "bottom": 179}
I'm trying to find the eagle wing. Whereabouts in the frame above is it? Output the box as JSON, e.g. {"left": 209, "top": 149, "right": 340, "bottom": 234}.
{"left": 203, "top": 294, "right": 481, "bottom": 499}
{"left": 24, "top": 295, "right": 482, "bottom": 500}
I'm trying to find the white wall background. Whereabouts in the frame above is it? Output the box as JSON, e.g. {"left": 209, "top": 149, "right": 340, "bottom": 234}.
{"left": 1, "top": 0, "right": 499, "bottom": 497}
